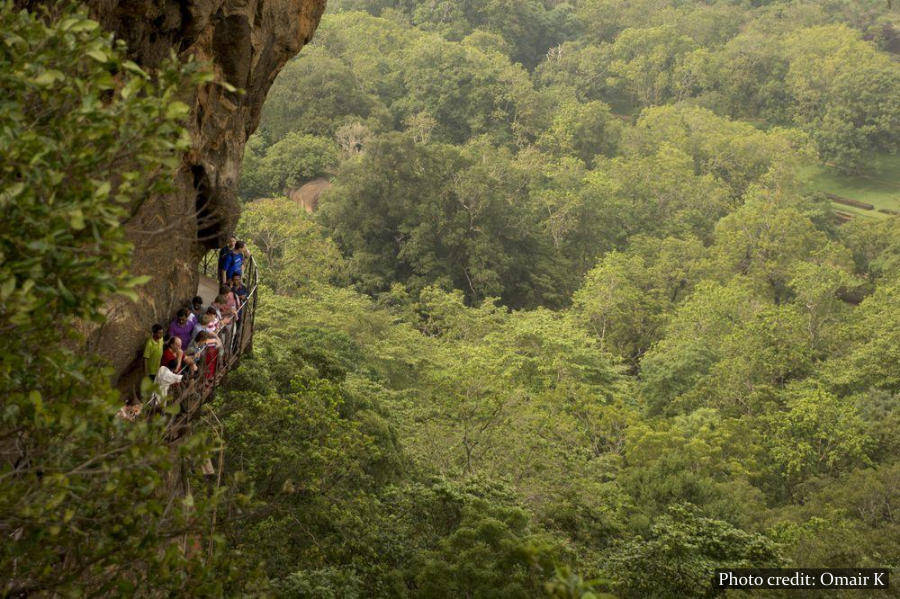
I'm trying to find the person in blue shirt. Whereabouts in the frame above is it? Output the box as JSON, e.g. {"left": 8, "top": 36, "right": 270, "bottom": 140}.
{"left": 217, "top": 236, "right": 236, "bottom": 278}
{"left": 230, "top": 273, "right": 249, "bottom": 319}
{"left": 230, "top": 273, "right": 249, "bottom": 303}
{"left": 220, "top": 241, "right": 245, "bottom": 285}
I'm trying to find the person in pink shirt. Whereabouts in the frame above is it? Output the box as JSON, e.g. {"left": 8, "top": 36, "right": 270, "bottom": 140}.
{"left": 216, "top": 286, "right": 239, "bottom": 321}
{"left": 192, "top": 312, "right": 219, "bottom": 341}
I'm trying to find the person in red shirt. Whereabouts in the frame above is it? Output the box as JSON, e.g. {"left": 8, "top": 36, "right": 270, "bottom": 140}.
{"left": 194, "top": 331, "right": 221, "bottom": 383}
{"left": 161, "top": 336, "right": 197, "bottom": 374}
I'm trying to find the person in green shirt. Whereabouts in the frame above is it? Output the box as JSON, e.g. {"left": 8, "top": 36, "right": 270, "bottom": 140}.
{"left": 143, "top": 324, "right": 164, "bottom": 381}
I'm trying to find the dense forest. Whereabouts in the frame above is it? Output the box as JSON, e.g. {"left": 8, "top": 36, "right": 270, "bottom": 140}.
{"left": 2, "top": 0, "right": 900, "bottom": 597}
{"left": 232, "top": 0, "right": 900, "bottom": 596}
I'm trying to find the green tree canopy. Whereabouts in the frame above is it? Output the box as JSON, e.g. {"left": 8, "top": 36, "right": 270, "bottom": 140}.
{"left": 241, "top": 132, "right": 338, "bottom": 199}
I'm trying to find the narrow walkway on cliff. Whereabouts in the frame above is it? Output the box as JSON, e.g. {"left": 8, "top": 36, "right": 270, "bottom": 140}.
{"left": 118, "top": 248, "right": 259, "bottom": 429}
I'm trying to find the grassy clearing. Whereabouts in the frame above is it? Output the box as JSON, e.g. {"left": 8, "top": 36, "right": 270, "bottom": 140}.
{"left": 802, "top": 154, "right": 900, "bottom": 216}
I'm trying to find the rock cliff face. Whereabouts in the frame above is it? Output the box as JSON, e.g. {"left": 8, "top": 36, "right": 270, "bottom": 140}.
{"left": 78, "top": 0, "right": 326, "bottom": 385}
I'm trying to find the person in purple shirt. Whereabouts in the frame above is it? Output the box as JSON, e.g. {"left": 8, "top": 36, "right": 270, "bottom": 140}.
{"left": 167, "top": 308, "right": 194, "bottom": 350}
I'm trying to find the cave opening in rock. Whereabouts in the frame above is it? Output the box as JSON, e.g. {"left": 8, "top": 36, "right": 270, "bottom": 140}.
{"left": 192, "top": 164, "right": 222, "bottom": 248}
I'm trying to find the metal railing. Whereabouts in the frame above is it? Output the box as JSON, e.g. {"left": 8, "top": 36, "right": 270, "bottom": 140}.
{"left": 119, "top": 249, "right": 259, "bottom": 435}
{"left": 167, "top": 250, "right": 258, "bottom": 434}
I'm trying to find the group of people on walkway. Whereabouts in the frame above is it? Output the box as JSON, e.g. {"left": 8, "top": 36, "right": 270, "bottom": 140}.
{"left": 133, "top": 238, "right": 252, "bottom": 411}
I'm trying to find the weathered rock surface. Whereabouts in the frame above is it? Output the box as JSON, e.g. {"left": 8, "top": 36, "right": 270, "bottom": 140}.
{"left": 79, "top": 0, "right": 327, "bottom": 387}
{"left": 288, "top": 177, "right": 331, "bottom": 213}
